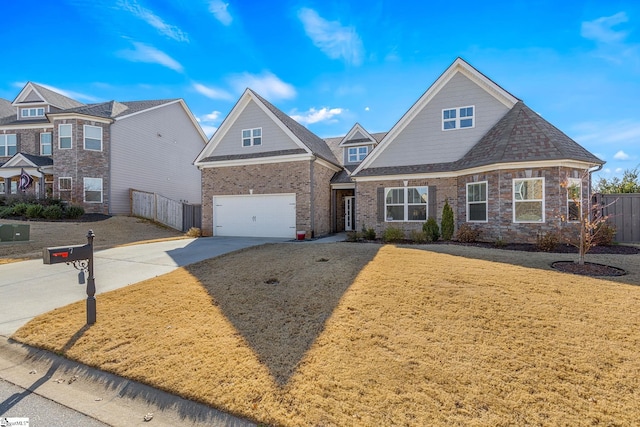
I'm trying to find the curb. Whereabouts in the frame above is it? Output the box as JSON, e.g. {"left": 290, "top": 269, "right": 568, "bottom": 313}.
{"left": 0, "top": 337, "right": 255, "bottom": 427}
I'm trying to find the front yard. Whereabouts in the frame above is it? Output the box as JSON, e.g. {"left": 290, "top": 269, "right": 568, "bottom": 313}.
{"left": 12, "top": 242, "right": 640, "bottom": 426}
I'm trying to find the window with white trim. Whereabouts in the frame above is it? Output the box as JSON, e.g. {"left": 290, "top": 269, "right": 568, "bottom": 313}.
{"left": 242, "top": 128, "right": 262, "bottom": 147}
{"left": 566, "top": 178, "right": 581, "bottom": 222}
{"left": 513, "top": 178, "right": 545, "bottom": 222}
{"left": 84, "top": 177, "right": 103, "bottom": 203}
{"left": 385, "top": 186, "right": 428, "bottom": 222}
{"left": 59, "top": 124, "right": 72, "bottom": 149}
{"left": 84, "top": 125, "right": 102, "bottom": 151}
{"left": 40, "top": 132, "right": 52, "bottom": 155}
{"left": 10, "top": 179, "right": 18, "bottom": 194}
{"left": 348, "top": 146, "right": 368, "bottom": 162}
{"left": 442, "top": 106, "right": 475, "bottom": 131}
{"left": 0, "top": 134, "right": 17, "bottom": 157}
{"left": 59, "top": 177, "right": 72, "bottom": 201}
{"left": 21, "top": 107, "right": 45, "bottom": 118}
{"left": 466, "top": 181, "right": 487, "bottom": 222}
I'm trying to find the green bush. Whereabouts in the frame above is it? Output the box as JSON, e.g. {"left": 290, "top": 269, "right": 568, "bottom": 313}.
{"left": 592, "top": 222, "right": 616, "bottom": 246}
{"left": 441, "top": 199, "right": 454, "bottom": 240}
{"left": 43, "top": 204, "right": 64, "bottom": 220}
{"left": 363, "top": 228, "right": 376, "bottom": 240}
{"left": 422, "top": 217, "right": 440, "bottom": 242}
{"left": 382, "top": 226, "right": 405, "bottom": 243}
{"left": 0, "top": 206, "right": 13, "bottom": 218}
{"left": 25, "top": 204, "right": 44, "bottom": 219}
{"left": 410, "top": 230, "right": 428, "bottom": 243}
{"left": 536, "top": 231, "right": 559, "bottom": 252}
{"left": 12, "top": 203, "right": 29, "bottom": 216}
{"left": 455, "top": 224, "right": 480, "bottom": 243}
{"left": 346, "top": 231, "right": 361, "bottom": 242}
{"left": 65, "top": 205, "right": 85, "bottom": 219}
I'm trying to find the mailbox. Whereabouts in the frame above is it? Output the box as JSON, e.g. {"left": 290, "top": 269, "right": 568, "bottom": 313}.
{"left": 43, "top": 244, "right": 92, "bottom": 264}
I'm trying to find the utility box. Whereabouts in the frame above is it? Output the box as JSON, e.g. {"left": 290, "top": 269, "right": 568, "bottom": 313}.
{"left": 0, "top": 224, "right": 30, "bottom": 242}
{"left": 43, "top": 244, "right": 92, "bottom": 264}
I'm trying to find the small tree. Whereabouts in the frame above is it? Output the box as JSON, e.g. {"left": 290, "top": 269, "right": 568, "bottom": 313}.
{"left": 441, "top": 199, "right": 454, "bottom": 240}
{"left": 561, "top": 172, "right": 615, "bottom": 265}
{"left": 595, "top": 166, "right": 640, "bottom": 193}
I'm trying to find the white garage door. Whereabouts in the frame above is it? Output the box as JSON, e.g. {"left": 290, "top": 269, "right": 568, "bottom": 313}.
{"left": 213, "top": 194, "right": 296, "bottom": 238}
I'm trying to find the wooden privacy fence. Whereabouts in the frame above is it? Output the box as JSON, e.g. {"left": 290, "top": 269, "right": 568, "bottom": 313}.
{"left": 594, "top": 193, "right": 640, "bottom": 243}
{"left": 130, "top": 189, "right": 201, "bottom": 232}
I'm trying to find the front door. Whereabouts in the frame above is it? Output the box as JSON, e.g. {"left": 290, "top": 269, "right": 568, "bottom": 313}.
{"left": 345, "top": 196, "right": 355, "bottom": 231}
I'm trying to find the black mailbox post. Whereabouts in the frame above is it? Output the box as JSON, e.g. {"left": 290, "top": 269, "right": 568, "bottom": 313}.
{"left": 43, "top": 230, "right": 96, "bottom": 325}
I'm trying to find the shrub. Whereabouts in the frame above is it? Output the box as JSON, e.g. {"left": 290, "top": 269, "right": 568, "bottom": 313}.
{"left": 455, "top": 224, "right": 480, "bottom": 243}
{"left": 12, "top": 203, "right": 29, "bottom": 216}
{"left": 25, "top": 204, "right": 44, "bottom": 219}
{"left": 346, "top": 231, "right": 361, "bottom": 242}
{"left": 65, "top": 205, "right": 85, "bottom": 219}
{"left": 382, "top": 226, "right": 405, "bottom": 243}
{"left": 185, "top": 227, "right": 202, "bottom": 238}
{"left": 441, "top": 200, "right": 454, "bottom": 240}
{"left": 536, "top": 231, "right": 559, "bottom": 252}
{"left": 592, "top": 222, "right": 616, "bottom": 246}
{"left": 363, "top": 227, "right": 376, "bottom": 240}
{"left": 422, "top": 217, "right": 440, "bottom": 242}
{"left": 410, "top": 230, "right": 428, "bottom": 243}
{"left": 494, "top": 238, "right": 506, "bottom": 248}
{"left": 42, "top": 204, "right": 64, "bottom": 220}
{"left": 0, "top": 206, "right": 13, "bottom": 218}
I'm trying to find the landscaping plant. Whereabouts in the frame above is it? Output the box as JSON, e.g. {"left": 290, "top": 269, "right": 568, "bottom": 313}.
{"left": 440, "top": 199, "right": 454, "bottom": 240}
{"left": 422, "top": 217, "right": 440, "bottom": 242}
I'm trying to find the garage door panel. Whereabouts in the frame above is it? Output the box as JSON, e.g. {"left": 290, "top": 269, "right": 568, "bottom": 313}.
{"left": 213, "top": 194, "right": 296, "bottom": 238}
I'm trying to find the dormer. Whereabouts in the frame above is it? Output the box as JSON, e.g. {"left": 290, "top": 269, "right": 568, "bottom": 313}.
{"left": 11, "top": 82, "right": 84, "bottom": 121}
{"left": 338, "top": 123, "right": 379, "bottom": 165}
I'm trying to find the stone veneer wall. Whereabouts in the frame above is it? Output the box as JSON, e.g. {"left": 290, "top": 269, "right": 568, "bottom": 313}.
{"left": 52, "top": 119, "right": 110, "bottom": 214}
{"left": 200, "top": 160, "right": 313, "bottom": 237}
{"left": 311, "top": 162, "right": 337, "bottom": 238}
{"left": 455, "top": 167, "right": 591, "bottom": 243}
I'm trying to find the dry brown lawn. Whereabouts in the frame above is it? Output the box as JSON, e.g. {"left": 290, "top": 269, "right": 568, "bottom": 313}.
{"left": 12, "top": 242, "right": 640, "bottom": 426}
{"left": 0, "top": 216, "right": 185, "bottom": 264}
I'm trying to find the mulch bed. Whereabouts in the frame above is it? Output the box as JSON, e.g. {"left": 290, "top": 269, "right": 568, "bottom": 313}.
{"left": 437, "top": 241, "right": 640, "bottom": 255}
{"left": 551, "top": 261, "right": 627, "bottom": 277}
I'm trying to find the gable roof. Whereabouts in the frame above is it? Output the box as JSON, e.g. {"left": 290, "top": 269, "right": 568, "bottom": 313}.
{"left": 354, "top": 57, "right": 520, "bottom": 175}
{"left": 0, "top": 98, "right": 13, "bottom": 119}
{"left": 52, "top": 99, "right": 177, "bottom": 120}
{"left": 353, "top": 101, "right": 603, "bottom": 178}
{"left": 0, "top": 152, "right": 53, "bottom": 169}
{"left": 195, "top": 89, "right": 340, "bottom": 167}
{"left": 12, "top": 82, "right": 85, "bottom": 110}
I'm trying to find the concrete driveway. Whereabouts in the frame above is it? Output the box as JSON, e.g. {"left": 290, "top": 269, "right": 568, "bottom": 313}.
{"left": 0, "top": 236, "right": 284, "bottom": 337}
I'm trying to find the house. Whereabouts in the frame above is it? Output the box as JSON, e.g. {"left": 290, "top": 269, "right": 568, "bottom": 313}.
{"left": 195, "top": 58, "right": 603, "bottom": 243}
{"left": 0, "top": 82, "right": 207, "bottom": 215}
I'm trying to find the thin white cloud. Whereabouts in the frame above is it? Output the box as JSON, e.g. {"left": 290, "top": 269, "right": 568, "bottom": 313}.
{"left": 192, "top": 83, "right": 233, "bottom": 100}
{"left": 572, "top": 120, "right": 640, "bottom": 146}
{"left": 201, "top": 124, "right": 218, "bottom": 138}
{"left": 614, "top": 150, "right": 630, "bottom": 160}
{"left": 118, "top": 42, "right": 184, "bottom": 72}
{"left": 202, "top": 110, "right": 221, "bottom": 122}
{"left": 118, "top": 0, "right": 189, "bottom": 42}
{"left": 209, "top": 0, "right": 232, "bottom": 26}
{"left": 298, "top": 8, "right": 364, "bottom": 66}
{"left": 229, "top": 71, "right": 296, "bottom": 100}
{"left": 290, "top": 107, "right": 344, "bottom": 125}
{"left": 581, "top": 12, "right": 629, "bottom": 44}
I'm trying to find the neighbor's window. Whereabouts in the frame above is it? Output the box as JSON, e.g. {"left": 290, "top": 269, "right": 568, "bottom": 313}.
{"left": 513, "top": 178, "right": 544, "bottom": 222}
{"left": 0, "top": 180, "right": 5, "bottom": 194}
{"left": 40, "top": 132, "right": 52, "bottom": 155}
{"left": 84, "top": 125, "right": 102, "bottom": 151}
{"left": 21, "top": 107, "right": 45, "bottom": 118}
{"left": 0, "top": 134, "right": 17, "bottom": 157}
{"left": 84, "top": 177, "right": 103, "bottom": 203}
{"left": 242, "top": 128, "right": 262, "bottom": 147}
{"left": 59, "top": 124, "right": 72, "bottom": 149}
{"left": 59, "top": 177, "right": 72, "bottom": 200}
{"left": 10, "top": 178, "right": 18, "bottom": 194}
{"left": 348, "top": 146, "right": 368, "bottom": 162}
{"left": 385, "top": 186, "right": 428, "bottom": 222}
{"left": 442, "top": 106, "right": 475, "bottom": 131}
{"left": 467, "top": 181, "right": 488, "bottom": 222}
{"left": 566, "top": 178, "right": 581, "bottom": 222}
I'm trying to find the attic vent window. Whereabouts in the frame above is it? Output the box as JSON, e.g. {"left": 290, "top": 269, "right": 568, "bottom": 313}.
{"left": 348, "top": 146, "right": 368, "bottom": 162}
{"left": 21, "top": 107, "right": 45, "bottom": 118}
{"left": 242, "top": 128, "right": 262, "bottom": 147}
{"left": 442, "top": 106, "right": 474, "bottom": 131}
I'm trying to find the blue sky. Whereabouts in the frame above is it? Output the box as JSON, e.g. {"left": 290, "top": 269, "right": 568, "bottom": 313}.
{"left": 1, "top": 0, "right": 638, "bottom": 180}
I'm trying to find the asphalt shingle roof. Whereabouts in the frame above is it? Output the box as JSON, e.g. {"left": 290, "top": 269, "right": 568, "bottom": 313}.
{"left": 58, "top": 99, "right": 177, "bottom": 119}
{"left": 28, "top": 83, "right": 85, "bottom": 110}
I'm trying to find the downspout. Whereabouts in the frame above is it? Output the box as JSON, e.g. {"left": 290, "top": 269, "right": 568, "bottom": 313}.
{"left": 310, "top": 158, "right": 315, "bottom": 238}
{"left": 588, "top": 163, "right": 604, "bottom": 223}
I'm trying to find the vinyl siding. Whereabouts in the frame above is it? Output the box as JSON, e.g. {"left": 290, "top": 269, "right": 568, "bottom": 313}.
{"left": 110, "top": 102, "right": 204, "bottom": 215}
{"left": 211, "top": 99, "right": 302, "bottom": 157}
{"left": 369, "top": 72, "right": 510, "bottom": 168}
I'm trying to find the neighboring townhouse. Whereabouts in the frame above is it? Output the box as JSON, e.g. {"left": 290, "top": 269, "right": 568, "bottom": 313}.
{"left": 0, "top": 82, "right": 207, "bottom": 214}
{"left": 195, "top": 58, "right": 604, "bottom": 243}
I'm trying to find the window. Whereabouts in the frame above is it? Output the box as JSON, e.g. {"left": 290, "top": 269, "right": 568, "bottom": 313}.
{"left": 0, "top": 134, "right": 17, "bottom": 157}
{"left": 242, "top": 128, "right": 262, "bottom": 147}
{"left": 40, "top": 132, "right": 52, "bottom": 155}
{"left": 84, "top": 178, "right": 103, "bottom": 203}
{"left": 0, "top": 180, "right": 5, "bottom": 194}
{"left": 348, "top": 146, "right": 368, "bottom": 162}
{"left": 385, "top": 186, "right": 428, "bottom": 222}
{"left": 513, "top": 178, "right": 544, "bottom": 222}
{"left": 566, "top": 178, "right": 581, "bottom": 222}
{"left": 59, "top": 177, "right": 72, "bottom": 200}
{"left": 467, "top": 181, "right": 488, "bottom": 222}
{"left": 21, "top": 107, "right": 45, "bottom": 118}
{"left": 84, "top": 125, "right": 102, "bottom": 151}
{"left": 59, "top": 124, "right": 72, "bottom": 149}
{"left": 10, "top": 179, "right": 18, "bottom": 194}
{"left": 442, "top": 106, "right": 475, "bottom": 131}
